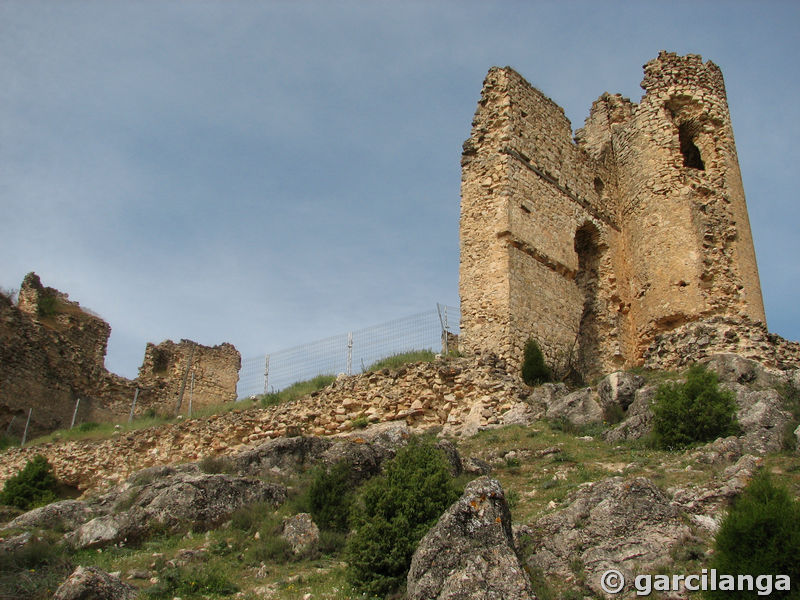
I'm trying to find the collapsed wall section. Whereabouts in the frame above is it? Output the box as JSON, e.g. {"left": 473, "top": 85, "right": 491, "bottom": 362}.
{"left": 460, "top": 53, "right": 772, "bottom": 378}
{"left": 0, "top": 273, "right": 241, "bottom": 438}
{"left": 138, "top": 339, "right": 241, "bottom": 410}
{"left": 460, "top": 68, "right": 629, "bottom": 379}
{"left": 612, "top": 52, "right": 767, "bottom": 360}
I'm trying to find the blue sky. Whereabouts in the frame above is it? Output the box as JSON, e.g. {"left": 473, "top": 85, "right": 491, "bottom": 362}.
{"left": 1, "top": 1, "right": 798, "bottom": 378}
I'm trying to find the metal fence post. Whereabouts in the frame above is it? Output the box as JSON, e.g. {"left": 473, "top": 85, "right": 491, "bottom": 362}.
{"left": 437, "top": 303, "right": 448, "bottom": 355}
{"left": 129, "top": 388, "right": 139, "bottom": 423}
{"left": 70, "top": 398, "right": 81, "bottom": 430}
{"left": 188, "top": 371, "right": 194, "bottom": 417}
{"left": 347, "top": 332, "right": 353, "bottom": 376}
{"left": 174, "top": 343, "right": 195, "bottom": 415}
{"left": 5, "top": 415, "right": 16, "bottom": 437}
{"left": 264, "top": 355, "right": 270, "bottom": 395}
{"left": 21, "top": 408, "right": 32, "bottom": 447}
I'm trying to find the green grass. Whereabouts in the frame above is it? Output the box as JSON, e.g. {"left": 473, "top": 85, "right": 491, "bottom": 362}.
{"left": 8, "top": 412, "right": 798, "bottom": 600}
{"left": 365, "top": 350, "right": 436, "bottom": 372}
{"left": 28, "top": 413, "right": 177, "bottom": 446}
{"left": 260, "top": 375, "right": 337, "bottom": 407}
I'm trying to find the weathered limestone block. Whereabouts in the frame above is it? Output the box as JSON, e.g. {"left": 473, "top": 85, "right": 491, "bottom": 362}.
{"left": 407, "top": 477, "right": 533, "bottom": 600}
{"left": 52, "top": 566, "right": 137, "bottom": 600}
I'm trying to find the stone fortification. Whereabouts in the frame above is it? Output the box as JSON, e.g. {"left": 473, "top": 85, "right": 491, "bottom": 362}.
{"left": 0, "top": 273, "right": 240, "bottom": 437}
{"left": 0, "top": 356, "right": 528, "bottom": 493}
{"left": 138, "top": 339, "right": 241, "bottom": 409}
{"left": 459, "top": 52, "right": 774, "bottom": 379}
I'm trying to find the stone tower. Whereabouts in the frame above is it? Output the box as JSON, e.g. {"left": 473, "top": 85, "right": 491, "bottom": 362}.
{"left": 459, "top": 52, "right": 766, "bottom": 379}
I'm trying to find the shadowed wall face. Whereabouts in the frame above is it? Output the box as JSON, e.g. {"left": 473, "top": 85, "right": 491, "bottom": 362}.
{"left": 459, "top": 52, "right": 766, "bottom": 379}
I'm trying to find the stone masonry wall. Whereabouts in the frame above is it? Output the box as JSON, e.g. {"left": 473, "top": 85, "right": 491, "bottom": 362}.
{"left": 644, "top": 317, "right": 800, "bottom": 372}
{"left": 138, "top": 339, "right": 241, "bottom": 411}
{"left": 0, "top": 356, "right": 529, "bottom": 493}
{"left": 460, "top": 52, "right": 770, "bottom": 379}
{"left": 0, "top": 273, "right": 241, "bottom": 438}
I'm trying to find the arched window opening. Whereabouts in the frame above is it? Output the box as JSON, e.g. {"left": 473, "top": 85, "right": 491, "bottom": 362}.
{"left": 594, "top": 177, "right": 605, "bottom": 197}
{"left": 679, "top": 122, "right": 705, "bottom": 170}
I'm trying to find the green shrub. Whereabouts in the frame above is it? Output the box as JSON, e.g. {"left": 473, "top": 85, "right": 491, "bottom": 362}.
{"left": 0, "top": 536, "right": 73, "bottom": 600}
{"left": 652, "top": 364, "right": 739, "bottom": 450}
{"left": 351, "top": 416, "right": 369, "bottom": 429}
{"left": 305, "top": 461, "right": 356, "bottom": 533}
{"left": 366, "top": 350, "right": 436, "bottom": 372}
{"left": 198, "top": 455, "right": 236, "bottom": 474}
{"left": 37, "top": 294, "right": 58, "bottom": 317}
{"left": 260, "top": 375, "right": 336, "bottom": 407}
{"left": 706, "top": 471, "right": 800, "bottom": 599}
{"left": 0, "top": 455, "right": 59, "bottom": 510}
{"left": 521, "top": 339, "right": 552, "bottom": 386}
{"left": 143, "top": 564, "right": 238, "bottom": 599}
{"left": 345, "top": 438, "right": 460, "bottom": 597}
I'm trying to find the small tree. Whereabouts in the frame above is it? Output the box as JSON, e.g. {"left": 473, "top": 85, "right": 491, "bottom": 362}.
{"left": 0, "top": 455, "right": 59, "bottom": 510}
{"left": 652, "top": 364, "right": 739, "bottom": 449}
{"left": 345, "top": 438, "right": 459, "bottom": 597}
{"left": 521, "top": 338, "right": 552, "bottom": 386}
{"left": 305, "top": 461, "right": 356, "bottom": 533}
{"left": 706, "top": 471, "right": 800, "bottom": 599}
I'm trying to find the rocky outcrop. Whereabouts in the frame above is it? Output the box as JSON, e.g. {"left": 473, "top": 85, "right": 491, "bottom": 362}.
{"left": 52, "top": 566, "right": 137, "bottom": 600}
{"left": 65, "top": 471, "right": 286, "bottom": 549}
{"left": 543, "top": 388, "right": 603, "bottom": 427}
{"left": 407, "top": 477, "right": 533, "bottom": 600}
{"left": 281, "top": 513, "right": 319, "bottom": 556}
{"left": 5, "top": 499, "right": 95, "bottom": 532}
{"left": 524, "top": 477, "right": 690, "bottom": 596}
{"left": 597, "top": 371, "right": 645, "bottom": 413}
{"left": 671, "top": 453, "right": 761, "bottom": 516}
{"left": 603, "top": 385, "right": 657, "bottom": 443}
{"left": 603, "top": 355, "right": 799, "bottom": 452}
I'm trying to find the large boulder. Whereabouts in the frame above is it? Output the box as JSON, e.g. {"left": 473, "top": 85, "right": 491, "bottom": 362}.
{"left": 407, "top": 477, "right": 533, "bottom": 600}
{"left": 603, "top": 385, "right": 657, "bottom": 443}
{"left": 524, "top": 476, "right": 690, "bottom": 597}
{"left": 234, "top": 436, "right": 334, "bottom": 476}
{"left": 544, "top": 388, "right": 602, "bottom": 427}
{"left": 703, "top": 354, "right": 784, "bottom": 388}
{"left": 597, "top": 372, "right": 645, "bottom": 413}
{"left": 67, "top": 472, "right": 286, "bottom": 549}
{"left": 235, "top": 425, "right": 416, "bottom": 482}
{"left": 281, "top": 513, "right": 319, "bottom": 556}
{"left": 3, "top": 499, "right": 96, "bottom": 533}
{"left": 52, "top": 566, "right": 137, "bottom": 600}
{"left": 735, "top": 388, "right": 794, "bottom": 453}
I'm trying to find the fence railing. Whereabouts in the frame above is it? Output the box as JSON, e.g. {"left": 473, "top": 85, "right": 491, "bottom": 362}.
{"left": 237, "top": 304, "right": 460, "bottom": 398}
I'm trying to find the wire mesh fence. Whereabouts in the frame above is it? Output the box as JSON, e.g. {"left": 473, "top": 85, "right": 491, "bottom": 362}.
{"left": 237, "top": 304, "right": 460, "bottom": 398}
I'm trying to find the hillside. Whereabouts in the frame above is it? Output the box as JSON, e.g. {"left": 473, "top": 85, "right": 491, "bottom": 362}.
{"left": 1, "top": 352, "right": 799, "bottom": 599}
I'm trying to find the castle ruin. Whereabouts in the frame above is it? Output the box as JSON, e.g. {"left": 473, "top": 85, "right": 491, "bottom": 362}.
{"left": 459, "top": 52, "right": 770, "bottom": 378}
{"left": 0, "top": 272, "right": 241, "bottom": 437}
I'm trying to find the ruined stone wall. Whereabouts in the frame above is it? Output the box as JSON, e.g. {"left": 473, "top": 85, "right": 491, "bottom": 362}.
{"left": 607, "top": 52, "right": 766, "bottom": 359}
{"left": 0, "top": 273, "right": 241, "bottom": 438}
{"left": 0, "top": 356, "right": 528, "bottom": 493}
{"left": 460, "top": 68, "right": 629, "bottom": 379}
{"left": 460, "top": 53, "right": 770, "bottom": 378}
{"left": 644, "top": 317, "right": 800, "bottom": 372}
{"left": 0, "top": 274, "right": 126, "bottom": 437}
{"left": 138, "top": 339, "right": 241, "bottom": 411}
